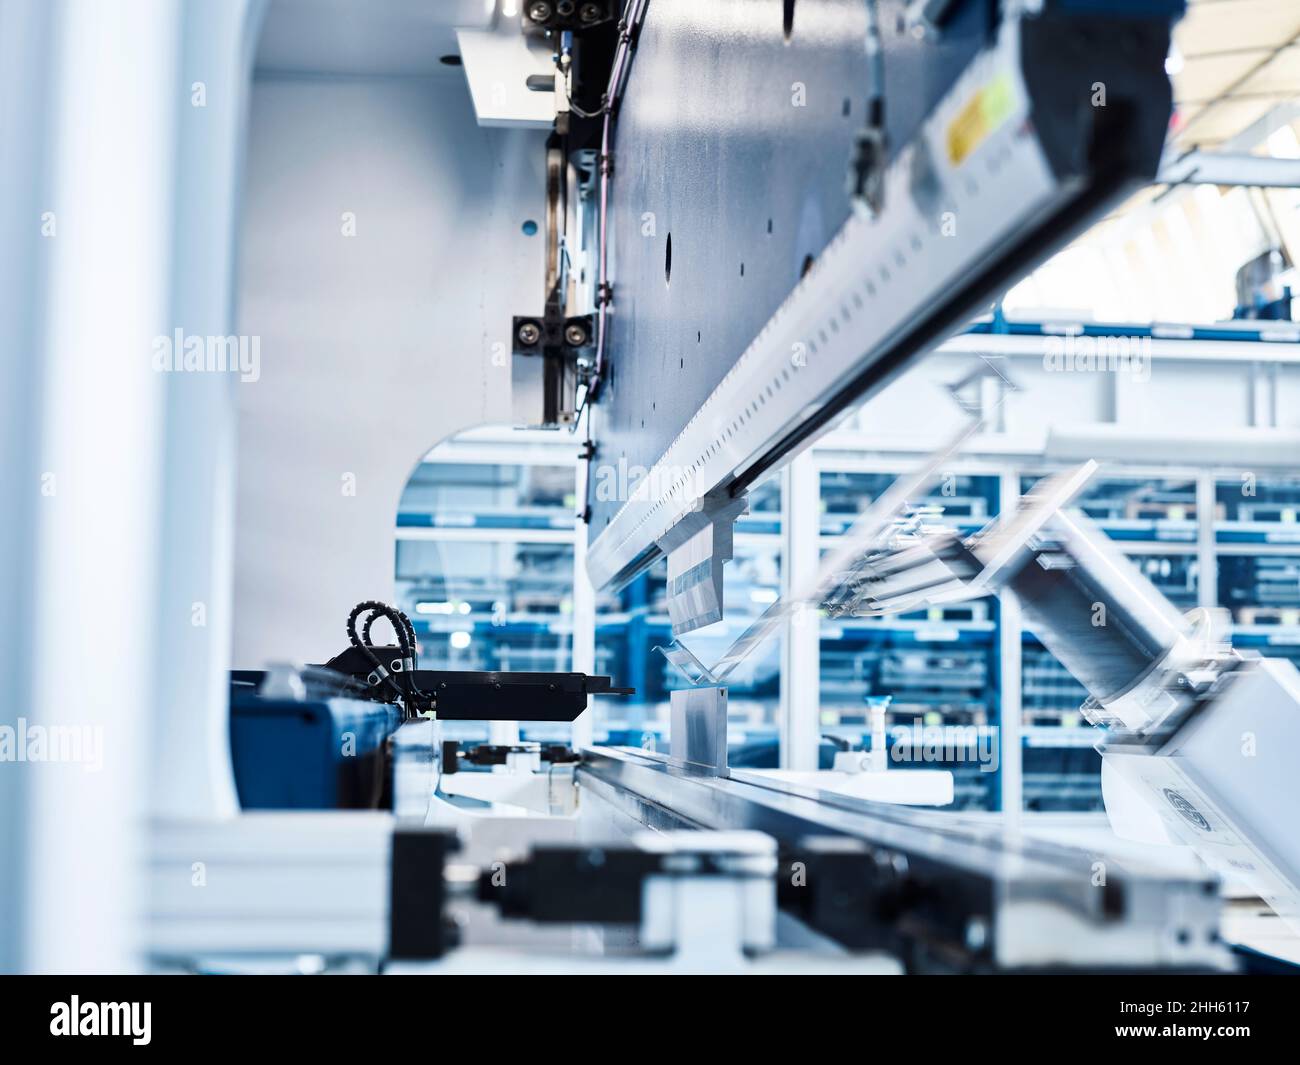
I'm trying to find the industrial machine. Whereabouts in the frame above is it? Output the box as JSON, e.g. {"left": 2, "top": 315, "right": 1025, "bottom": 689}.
{"left": 148, "top": 0, "right": 1287, "bottom": 975}
{"left": 16, "top": 0, "right": 1300, "bottom": 978}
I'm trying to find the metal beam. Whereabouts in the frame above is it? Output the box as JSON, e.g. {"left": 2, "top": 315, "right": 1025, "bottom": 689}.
{"left": 586, "top": 5, "right": 1176, "bottom": 592}
{"left": 1158, "top": 149, "right": 1300, "bottom": 189}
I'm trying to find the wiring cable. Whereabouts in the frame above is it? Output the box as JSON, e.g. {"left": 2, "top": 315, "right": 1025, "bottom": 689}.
{"left": 346, "top": 600, "right": 410, "bottom": 703}
{"left": 356, "top": 600, "right": 430, "bottom": 710}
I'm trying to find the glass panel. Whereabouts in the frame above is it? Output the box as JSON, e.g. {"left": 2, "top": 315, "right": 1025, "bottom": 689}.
{"left": 394, "top": 446, "right": 577, "bottom": 744}
{"left": 395, "top": 539, "right": 575, "bottom": 743}
{"left": 817, "top": 471, "right": 1002, "bottom": 810}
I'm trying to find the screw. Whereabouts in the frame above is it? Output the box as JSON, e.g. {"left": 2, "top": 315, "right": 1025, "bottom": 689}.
{"left": 527, "top": 2, "right": 552, "bottom": 23}
{"left": 517, "top": 321, "right": 541, "bottom": 346}
{"left": 580, "top": 3, "right": 602, "bottom": 22}
{"left": 564, "top": 322, "right": 588, "bottom": 346}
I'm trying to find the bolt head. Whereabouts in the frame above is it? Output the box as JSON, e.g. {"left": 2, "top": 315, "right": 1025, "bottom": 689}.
{"left": 564, "top": 323, "right": 588, "bottom": 346}
{"left": 527, "top": 2, "right": 552, "bottom": 23}
{"left": 517, "top": 321, "right": 541, "bottom": 346}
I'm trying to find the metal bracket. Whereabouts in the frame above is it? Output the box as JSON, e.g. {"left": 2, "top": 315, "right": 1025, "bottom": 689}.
{"left": 655, "top": 489, "right": 748, "bottom": 636}
{"left": 669, "top": 686, "right": 729, "bottom": 776}
{"left": 512, "top": 312, "right": 593, "bottom": 354}
{"left": 512, "top": 313, "right": 594, "bottom": 426}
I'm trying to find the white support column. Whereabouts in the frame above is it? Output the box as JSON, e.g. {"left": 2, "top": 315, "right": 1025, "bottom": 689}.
{"left": 1249, "top": 361, "right": 1279, "bottom": 429}
{"left": 151, "top": 0, "right": 266, "bottom": 820}
{"left": 1196, "top": 473, "right": 1219, "bottom": 612}
{"left": 779, "top": 452, "right": 820, "bottom": 770}
{"left": 997, "top": 471, "right": 1023, "bottom": 824}
{"left": 14, "top": 0, "right": 183, "bottom": 973}
{"left": 0, "top": 0, "right": 59, "bottom": 975}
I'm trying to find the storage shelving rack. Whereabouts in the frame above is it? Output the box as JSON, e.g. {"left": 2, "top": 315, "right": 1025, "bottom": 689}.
{"left": 1215, "top": 474, "right": 1300, "bottom": 680}
{"left": 1017, "top": 471, "right": 1201, "bottom": 811}
{"left": 801, "top": 315, "right": 1300, "bottom": 813}
{"left": 817, "top": 469, "right": 1004, "bottom": 809}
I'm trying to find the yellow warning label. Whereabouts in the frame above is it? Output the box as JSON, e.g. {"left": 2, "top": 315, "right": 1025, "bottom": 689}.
{"left": 946, "top": 72, "right": 1018, "bottom": 167}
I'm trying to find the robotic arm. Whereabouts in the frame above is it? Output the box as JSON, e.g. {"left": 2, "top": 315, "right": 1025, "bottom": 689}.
{"left": 826, "top": 461, "right": 1300, "bottom": 932}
